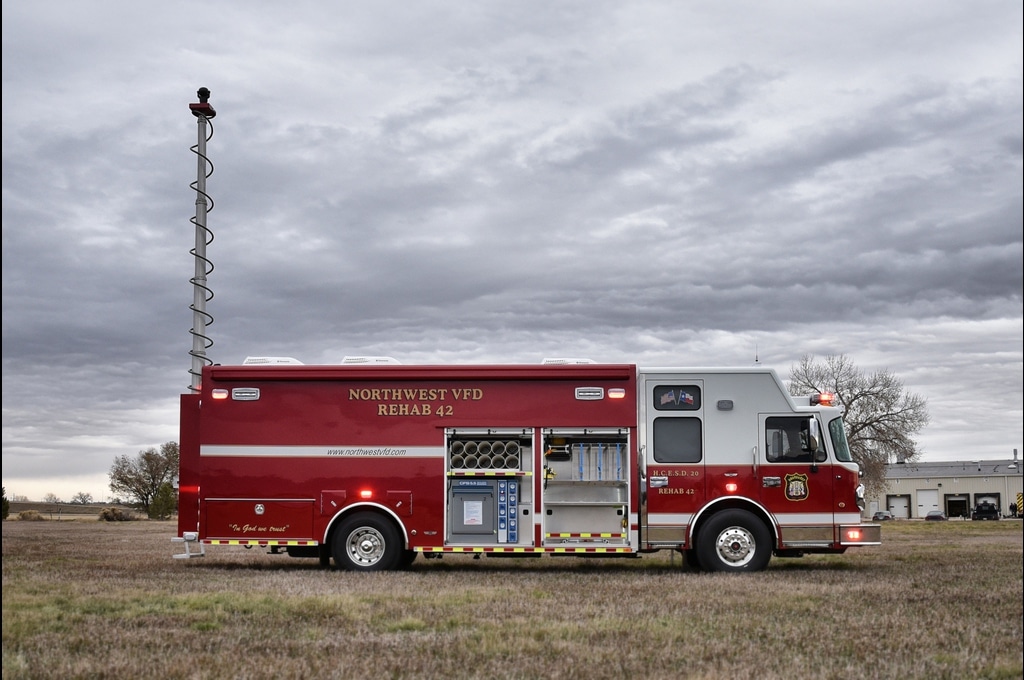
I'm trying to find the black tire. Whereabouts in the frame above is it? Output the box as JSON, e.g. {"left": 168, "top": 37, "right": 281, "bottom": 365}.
{"left": 695, "top": 509, "right": 772, "bottom": 573}
{"left": 683, "top": 549, "right": 702, "bottom": 571}
{"left": 398, "top": 549, "right": 418, "bottom": 569}
{"left": 332, "top": 512, "right": 402, "bottom": 571}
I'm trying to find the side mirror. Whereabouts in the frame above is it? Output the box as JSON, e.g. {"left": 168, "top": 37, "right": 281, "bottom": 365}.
{"left": 807, "top": 419, "right": 820, "bottom": 449}
{"left": 807, "top": 419, "right": 827, "bottom": 464}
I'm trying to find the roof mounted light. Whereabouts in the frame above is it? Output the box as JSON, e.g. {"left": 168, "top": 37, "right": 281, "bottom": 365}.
{"left": 811, "top": 392, "right": 836, "bottom": 407}
{"left": 342, "top": 356, "right": 401, "bottom": 365}
{"left": 243, "top": 356, "right": 304, "bottom": 365}
{"left": 542, "top": 358, "right": 595, "bottom": 364}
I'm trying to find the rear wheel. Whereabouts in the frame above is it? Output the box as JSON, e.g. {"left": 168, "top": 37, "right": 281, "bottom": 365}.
{"left": 332, "top": 513, "right": 402, "bottom": 571}
{"left": 696, "top": 509, "right": 772, "bottom": 573}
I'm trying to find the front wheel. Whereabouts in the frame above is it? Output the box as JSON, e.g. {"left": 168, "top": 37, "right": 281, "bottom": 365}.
{"left": 398, "top": 549, "right": 418, "bottom": 569}
{"left": 696, "top": 509, "right": 772, "bottom": 573}
{"left": 332, "top": 513, "right": 402, "bottom": 571}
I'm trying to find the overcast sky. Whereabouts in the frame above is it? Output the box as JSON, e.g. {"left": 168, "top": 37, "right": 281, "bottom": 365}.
{"left": 3, "top": 1, "right": 1021, "bottom": 502}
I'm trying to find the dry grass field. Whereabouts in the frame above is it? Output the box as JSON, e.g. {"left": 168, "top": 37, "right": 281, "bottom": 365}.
{"left": 2, "top": 517, "right": 1022, "bottom": 680}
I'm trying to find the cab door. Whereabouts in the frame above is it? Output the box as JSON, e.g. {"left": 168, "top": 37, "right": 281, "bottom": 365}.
{"left": 640, "top": 378, "right": 706, "bottom": 549}
{"left": 757, "top": 414, "right": 835, "bottom": 548}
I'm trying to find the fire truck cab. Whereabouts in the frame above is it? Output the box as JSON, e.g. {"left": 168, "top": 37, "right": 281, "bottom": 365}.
{"left": 175, "top": 361, "right": 879, "bottom": 573}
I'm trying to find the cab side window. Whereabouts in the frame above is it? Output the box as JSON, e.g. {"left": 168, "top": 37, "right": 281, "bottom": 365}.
{"left": 765, "top": 417, "right": 818, "bottom": 463}
{"left": 653, "top": 417, "right": 702, "bottom": 463}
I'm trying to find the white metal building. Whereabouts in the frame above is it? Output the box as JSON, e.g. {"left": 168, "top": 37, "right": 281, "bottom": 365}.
{"left": 866, "top": 456, "right": 1023, "bottom": 520}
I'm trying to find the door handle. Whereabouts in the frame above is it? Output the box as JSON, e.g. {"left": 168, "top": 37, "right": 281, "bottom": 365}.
{"left": 649, "top": 476, "right": 668, "bottom": 488}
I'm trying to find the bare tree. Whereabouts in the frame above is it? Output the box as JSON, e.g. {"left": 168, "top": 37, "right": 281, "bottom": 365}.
{"left": 108, "top": 442, "right": 180, "bottom": 516}
{"left": 43, "top": 493, "right": 62, "bottom": 504}
{"left": 71, "top": 492, "right": 94, "bottom": 505}
{"left": 788, "top": 354, "right": 929, "bottom": 495}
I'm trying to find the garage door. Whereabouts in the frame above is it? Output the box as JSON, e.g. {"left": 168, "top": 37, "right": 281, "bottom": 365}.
{"left": 888, "top": 496, "right": 910, "bottom": 519}
{"left": 916, "top": 489, "right": 939, "bottom": 518}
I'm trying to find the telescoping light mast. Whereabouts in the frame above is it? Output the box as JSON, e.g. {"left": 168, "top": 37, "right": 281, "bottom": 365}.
{"left": 187, "top": 88, "right": 217, "bottom": 391}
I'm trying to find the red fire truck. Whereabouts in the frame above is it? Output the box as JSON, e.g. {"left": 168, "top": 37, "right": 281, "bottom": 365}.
{"left": 174, "top": 358, "right": 880, "bottom": 572}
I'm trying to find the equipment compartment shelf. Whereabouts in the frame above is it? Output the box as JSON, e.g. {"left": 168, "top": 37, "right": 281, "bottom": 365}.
{"left": 543, "top": 480, "right": 627, "bottom": 504}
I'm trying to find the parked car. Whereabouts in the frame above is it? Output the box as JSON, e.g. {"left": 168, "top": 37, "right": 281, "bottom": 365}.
{"left": 925, "top": 510, "right": 947, "bottom": 521}
{"left": 872, "top": 511, "right": 894, "bottom": 521}
{"left": 971, "top": 501, "right": 1000, "bottom": 521}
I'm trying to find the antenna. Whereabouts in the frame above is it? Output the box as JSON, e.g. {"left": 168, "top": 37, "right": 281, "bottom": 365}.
{"left": 188, "top": 87, "right": 217, "bottom": 391}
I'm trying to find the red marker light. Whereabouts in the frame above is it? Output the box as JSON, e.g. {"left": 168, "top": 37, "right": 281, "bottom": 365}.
{"left": 847, "top": 529, "right": 862, "bottom": 541}
{"left": 211, "top": 389, "right": 229, "bottom": 400}
{"left": 725, "top": 482, "right": 738, "bottom": 493}
{"left": 608, "top": 388, "right": 627, "bottom": 399}
{"left": 359, "top": 489, "right": 373, "bottom": 499}
{"left": 813, "top": 392, "right": 836, "bottom": 407}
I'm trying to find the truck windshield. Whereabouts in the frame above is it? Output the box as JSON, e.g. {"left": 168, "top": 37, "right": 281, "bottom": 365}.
{"left": 828, "top": 417, "right": 853, "bottom": 462}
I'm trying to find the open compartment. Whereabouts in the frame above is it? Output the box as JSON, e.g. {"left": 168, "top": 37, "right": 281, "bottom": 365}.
{"left": 541, "top": 430, "right": 630, "bottom": 543}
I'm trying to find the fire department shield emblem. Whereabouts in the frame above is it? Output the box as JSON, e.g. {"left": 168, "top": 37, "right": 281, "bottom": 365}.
{"left": 784, "top": 473, "right": 809, "bottom": 502}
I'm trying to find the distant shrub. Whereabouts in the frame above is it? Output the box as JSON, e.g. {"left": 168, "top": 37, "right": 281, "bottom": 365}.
{"left": 18, "top": 510, "right": 44, "bottom": 521}
{"left": 149, "top": 482, "right": 177, "bottom": 520}
{"left": 97, "top": 507, "right": 137, "bottom": 522}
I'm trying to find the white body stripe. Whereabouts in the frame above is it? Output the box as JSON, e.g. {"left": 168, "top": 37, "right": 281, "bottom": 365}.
{"left": 647, "top": 511, "right": 859, "bottom": 527}
{"left": 200, "top": 445, "right": 445, "bottom": 458}
{"left": 645, "top": 513, "right": 692, "bottom": 524}
{"left": 773, "top": 513, "right": 840, "bottom": 525}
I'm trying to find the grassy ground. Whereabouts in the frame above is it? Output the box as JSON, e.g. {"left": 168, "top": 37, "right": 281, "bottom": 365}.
{"left": 2, "top": 518, "right": 1021, "bottom": 679}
